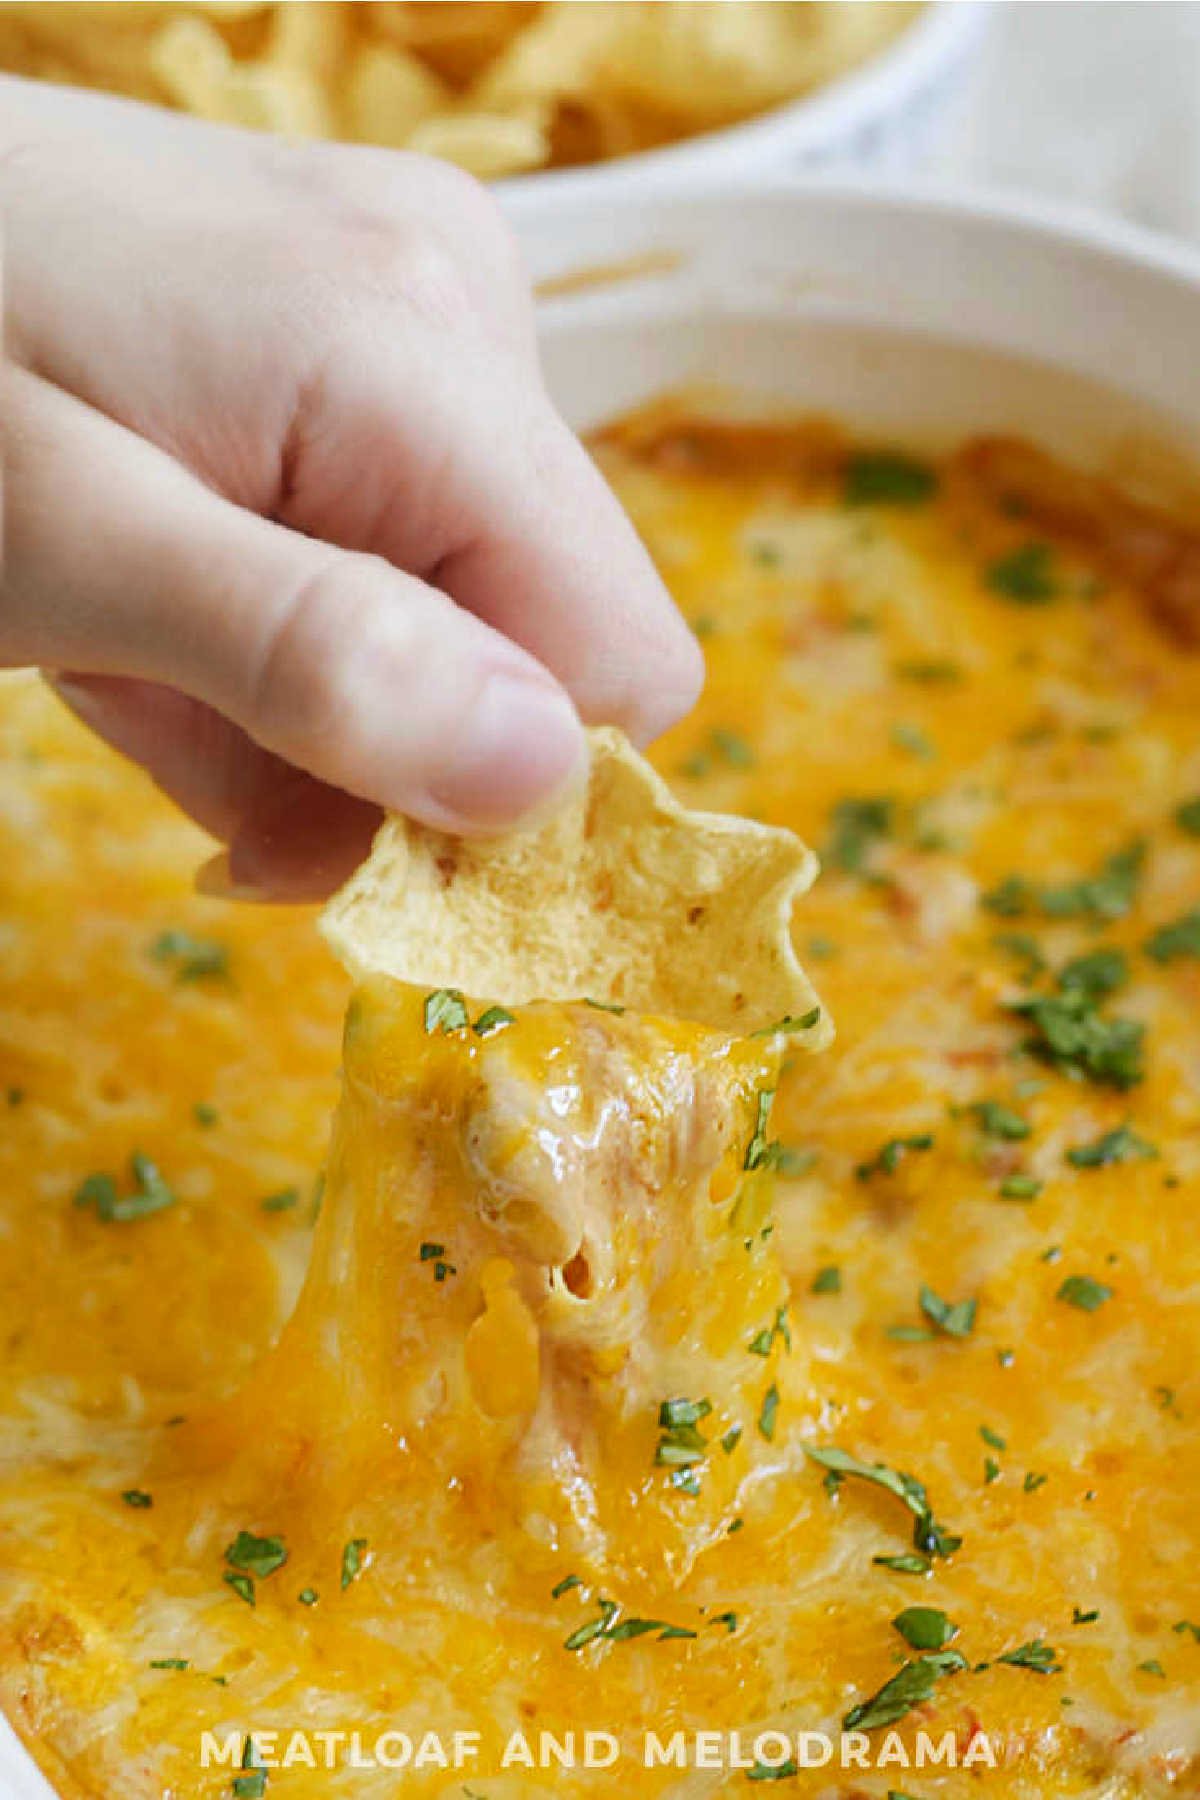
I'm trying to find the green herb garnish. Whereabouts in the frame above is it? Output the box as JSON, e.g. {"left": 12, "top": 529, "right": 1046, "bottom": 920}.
{"left": 340, "top": 1537, "right": 368, "bottom": 1589}
{"left": 260, "top": 1187, "right": 299, "bottom": 1213}
{"left": 225, "top": 1531, "right": 287, "bottom": 1579}
{"left": 150, "top": 928, "right": 229, "bottom": 982}
{"left": 919, "top": 1285, "right": 977, "bottom": 1339}
{"left": 1008, "top": 991, "right": 1144, "bottom": 1089}
{"left": 757, "top": 1384, "right": 780, "bottom": 1442}
{"left": 805, "top": 1446, "right": 959, "bottom": 1560}
{"left": 423, "top": 988, "right": 470, "bottom": 1034}
{"left": 856, "top": 1134, "right": 933, "bottom": 1180}
{"left": 472, "top": 1005, "right": 515, "bottom": 1037}
{"left": 985, "top": 542, "right": 1059, "bottom": 603}
{"left": 997, "top": 1638, "right": 1061, "bottom": 1673}
{"left": 1066, "top": 1124, "right": 1157, "bottom": 1168}
{"left": 843, "top": 1650, "right": 968, "bottom": 1730}
{"left": 844, "top": 451, "right": 938, "bottom": 508}
{"left": 1000, "top": 1174, "right": 1043, "bottom": 1201}
{"left": 1058, "top": 947, "right": 1129, "bottom": 1001}
{"left": 1146, "top": 907, "right": 1200, "bottom": 963}
{"left": 892, "top": 1606, "right": 957, "bottom": 1651}
{"left": 74, "top": 1153, "right": 177, "bottom": 1223}
{"left": 1057, "top": 1274, "right": 1113, "bottom": 1312}
{"left": 826, "top": 795, "right": 895, "bottom": 874}
{"left": 969, "top": 1100, "right": 1030, "bottom": 1141}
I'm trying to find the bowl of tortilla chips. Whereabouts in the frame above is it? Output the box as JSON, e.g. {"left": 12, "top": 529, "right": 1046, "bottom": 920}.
{"left": 0, "top": 2, "right": 989, "bottom": 183}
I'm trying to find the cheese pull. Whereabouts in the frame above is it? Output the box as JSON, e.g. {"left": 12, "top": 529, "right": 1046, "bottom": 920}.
{"left": 180, "top": 976, "right": 803, "bottom": 1582}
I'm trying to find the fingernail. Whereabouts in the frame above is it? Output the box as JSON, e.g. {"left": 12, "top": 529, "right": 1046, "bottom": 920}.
{"left": 194, "top": 851, "right": 273, "bottom": 904}
{"left": 425, "top": 674, "right": 585, "bottom": 831}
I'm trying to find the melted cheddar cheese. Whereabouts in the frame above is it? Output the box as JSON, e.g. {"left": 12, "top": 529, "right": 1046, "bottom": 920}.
{"left": 3, "top": 414, "right": 1200, "bottom": 1799}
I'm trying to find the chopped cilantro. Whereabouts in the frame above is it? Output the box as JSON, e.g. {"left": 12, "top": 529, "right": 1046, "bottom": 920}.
{"left": 563, "top": 1597, "right": 694, "bottom": 1652}
{"left": 1057, "top": 1274, "right": 1113, "bottom": 1312}
{"left": 746, "top": 1758, "right": 798, "bottom": 1782}
{"left": 1138, "top": 1658, "right": 1166, "bottom": 1677}
{"left": 843, "top": 1650, "right": 967, "bottom": 1730}
{"left": 984, "top": 1457, "right": 1001, "bottom": 1484}
{"left": 1066, "top": 1123, "right": 1157, "bottom": 1168}
{"left": 751, "top": 1007, "right": 821, "bottom": 1039}
{"left": 472, "top": 1005, "right": 515, "bottom": 1037}
{"left": 805, "top": 1446, "right": 960, "bottom": 1559}
{"left": 856, "top": 1133, "right": 933, "bottom": 1180}
{"left": 980, "top": 1424, "right": 1007, "bottom": 1450}
{"left": 892, "top": 1606, "right": 958, "bottom": 1651}
{"left": 551, "top": 1574, "right": 581, "bottom": 1600}
{"left": 811, "top": 1265, "right": 842, "bottom": 1295}
{"left": 260, "top": 1187, "right": 299, "bottom": 1213}
{"left": 985, "top": 843, "right": 1144, "bottom": 923}
{"left": 1000, "top": 1174, "right": 1043, "bottom": 1201}
{"left": 150, "top": 928, "right": 229, "bottom": 982}
{"left": 919, "top": 1286, "right": 976, "bottom": 1339}
{"left": 748, "top": 1306, "right": 790, "bottom": 1357}
{"left": 826, "top": 796, "right": 895, "bottom": 874}
{"left": 297, "top": 1588, "right": 318, "bottom": 1606}
{"left": 997, "top": 1638, "right": 1061, "bottom": 1673}
{"left": 743, "top": 1088, "right": 778, "bottom": 1171}
{"left": 423, "top": 988, "right": 469, "bottom": 1034}
{"left": 121, "top": 1488, "right": 153, "bottom": 1508}
{"left": 1009, "top": 991, "right": 1144, "bottom": 1089}
{"left": 994, "top": 932, "right": 1047, "bottom": 982}
{"left": 1072, "top": 1607, "right": 1099, "bottom": 1625}
{"left": 985, "top": 541, "right": 1059, "bottom": 603}
{"left": 1173, "top": 1619, "right": 1200, "bottom": 1641}
{"left": 872, "top": 1552, "right": 932, "bottom": 1575}
{"left": 757, "top": 1384, "right": 780, "bottom": 1442}
{"left": 1175, "top": 797, "right": 1200, "bottom": 835}
{"left": 844, "top": 450, "right": 937, "bottom": 507}
{"left": 340, "top": 1537, "right": 368, "bottom": 1589}
{"left": 969, "top": 1100, "right": 1030, "bottom": 1141}
{"left": 1024, "top": 1471, "right": 1048, "bottom": 1493}
{"left": 891, "top": 722, "right": 935, "bottom": 760}
{"left": 1058, "top": 947, "right": 1129, "bottom": 1001}
{"left": 193, "top": 1101, "right": 219, "bottom": 1127}
{"left": 771, "top": 1145, "right": 818, "bottom": 1176}
{"left": 225, "top": 1531, "right": 287, "bottom": 1579}
{"left": 149, "top": 1657, "right": 189, "bottom": 1670}
{"left": 74, "top": 1153, "right": 177, "bottom": 1223}
{"left": 711, "top": 727, "right": 755, "bottom": 769}
{"left": 223, "top": 1571, "right": 255, "bottom": 1606}
{"left": 1145, "top": 907, "right": 1200, "bottom": 962}
{"left": 232, "top": 1739, "right": 268, "bottom": 1799}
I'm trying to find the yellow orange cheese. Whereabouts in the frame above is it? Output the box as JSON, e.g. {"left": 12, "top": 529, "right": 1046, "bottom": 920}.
{"left": 3, "top": 410, "right": 1200, "bottom": 1796}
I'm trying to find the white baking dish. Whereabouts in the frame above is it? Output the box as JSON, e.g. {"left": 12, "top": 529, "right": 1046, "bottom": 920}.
{"left": 5, "top": 176, "right": 1200, "bottom": 1798}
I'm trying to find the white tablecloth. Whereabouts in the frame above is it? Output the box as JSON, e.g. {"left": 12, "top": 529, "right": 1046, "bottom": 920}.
{"left": 939, "top": 2, "right": 1200, "bottom": 241}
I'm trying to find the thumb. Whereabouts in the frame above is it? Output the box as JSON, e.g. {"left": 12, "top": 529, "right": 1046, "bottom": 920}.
{"left": 3, "top": 364, "right": 586, "bottom": 835}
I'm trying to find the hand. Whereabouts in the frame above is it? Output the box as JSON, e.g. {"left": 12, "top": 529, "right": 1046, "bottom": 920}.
{"left": 0, "top": 77, "right": 702, "bottom": 898}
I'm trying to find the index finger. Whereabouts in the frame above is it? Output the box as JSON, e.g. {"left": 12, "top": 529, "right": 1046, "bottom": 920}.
{"left": 278, "top": 327, "right": 705, "bottom": 745}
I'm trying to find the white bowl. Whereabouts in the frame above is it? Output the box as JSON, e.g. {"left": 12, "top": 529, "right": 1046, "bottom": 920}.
{"left": 496, "top": 2, "right": 993, "bottom": 199}
{"left": 507, "top": 178, "right": 1200, "bottom": 483}
{"left": 6, "top": 177, "right": 1200, "bottom": 1799}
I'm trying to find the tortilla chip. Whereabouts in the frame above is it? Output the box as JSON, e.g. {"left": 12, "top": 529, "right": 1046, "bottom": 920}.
{"left": 321, "top": 726, "right": 830, "bottom": 1043}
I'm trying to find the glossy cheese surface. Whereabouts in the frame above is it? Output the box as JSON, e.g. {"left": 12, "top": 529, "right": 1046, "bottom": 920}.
{"left": 3, "top": 414, "right": 1200, "bottom": 1797}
